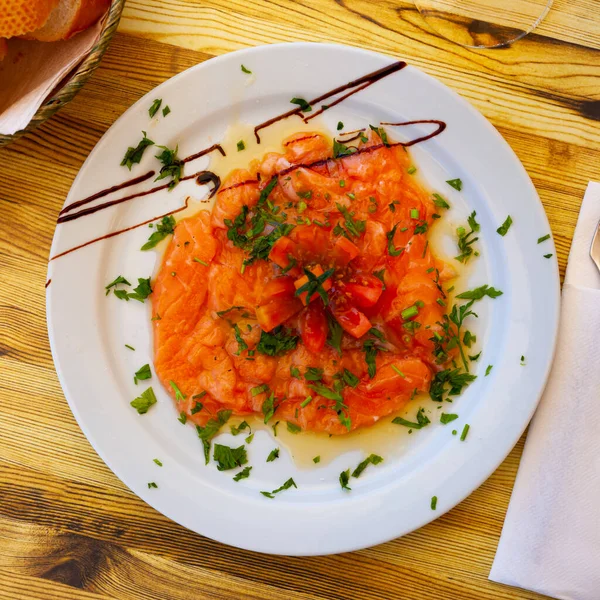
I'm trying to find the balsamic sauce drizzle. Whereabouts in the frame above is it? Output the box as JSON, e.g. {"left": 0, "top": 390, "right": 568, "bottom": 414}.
{"left": 45, "top": 279, "right": 51, "bottom": 288}
{"left": 51, "top": 62, "right": 448, "bottom": 262}
{"left": 253, "top": 61, "right": 407, "bottom": 143}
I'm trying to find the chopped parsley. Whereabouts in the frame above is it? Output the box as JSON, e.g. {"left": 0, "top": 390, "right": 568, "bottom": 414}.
{"left": 386, "top": 223, "right": 403, "bottom": 257}
{"left": 230, "top": 421, "right": 250, "bottom": 436}
{"left": 241, "top": 64, "right": 252, "bottom": 74}
{"left": 295, "top": 267, "right": 334, "bottom": 305}
{"left": 130, "top": 387, "right": 157, "bottom": 414}
{"left": 432, "top": 193, "right": 450, "bottom": 209}
{"left": 237, "top": 140, "right": 245, "bottom": 151}
{"left": 233, "top": 466, "right": 252, "bottom": 481}
{"left": 446, "top": 178, "right": 462, "bottom": 191}
{"left": 256, "top": 326, "right": 299, "bottom": 356}
{"left": 287, "top": 421, "right": 301, "bottom": 434}
{"left": 213, "top": 444, "right": 248, "bottom": 471}
{"left": 544, "top": 253, "right": 553, "bottom": 259}
{"left": 335, "top": 203, "right": 366, "bottom": 238}
{"left": 153, "top": 458, "right": 163, "bottom": 466}
{"left": 125, "top": 344, "right": 135, "bottom": 351}
{"left": 363, "top": 339, "right": 382, "bottom": 378}
{"left": 342, "top": 369, "right": 360, "bottom": 388}
{"left": 496, "top": 215, "right": 513, "bottom": 236}
{"left": 455, "top": 211, "right": 480, "bottom": 263}
{"left": 520, "top": 355, "right": 526, "bottom": 366}
{"left": 196, "top": 409, "right": 232, "bottom": 464}
{"left": 178, "top": 412, "right": 187, "bottom": 424}
{"left": 339, "top": 469, "right": 351, "bottom": 491}
{"left": 326, "top": 313, "right": 343, "bottom": 354}
{"left": 127, "top": 277, "right": 153, "bottom": 302}
{"left": 313, "top": 455, "right": 321, "bottom": 464}
{"left": 430, "top": 368, "right": 476, "bottom": 403}
{"left": 141, "top": 215, "right": 176, "bottom": 250}
{"left": 455, "top": 285, "right": 503, "bottom": 300}
{"left": 262, "top": 393, "right": 277, "bottom": 423}
{"left": 250, "top": 384, "right": 269, "bottom": 397}
{"left": 431, "top": 496, "right": 437, "bottom": 510}
{"left": 155, "top": 145, "right": 184, "bottom": 190}
{"left": 407, "top": 166, "right": 417, "bottom": 175}
{"left": 337, "top": 121, "right": 344, "bottom": 130}
{"left": 392, "top": 407, "right": 430, "bottom": 429}
{"left": 232, "top": 324, "right": 248, "bottom": 355}
{"left": 148, "top": 482, "right": 158, "bottom": 489}
{"left": 261, "top": 477, "right": 297, "bottom": 499}
{"left": 391, "top": 365, "right": 406, "bottom": 378}
{"left": 290, "top": 97, "right": 312, "bottom": 112}
{"left": 369, "top": 124, "right": 389, "bottom": 146}
{"left": 440, "top": 413, "right": 458, "bottom": 424}
{"left": 537, "top": 234, "right": 551, "bottom": 244}
{"left": 267, "top": 448, "right": 280, "bottom": 462}
{"left": 162, "top": 105, "right": 171, "bottom": 117}
{"left": 304, "top": 367, "right": 324, "bottom": 382}
{"left": 351, "top": 454, "right": 383, "bottom": 478}
{"left": 106, "top": 275, "right": 130, "bottom": 294}
{"left": 333, "top": 139, "right": 357, "bottom": 159}
{"left": 148, "top": 99, "right": 162, "bottom": 118}
{"left": 485, "top": 364, "right": 493, "bottom": 376}
{"left": 121, "top": 131, "right": 154, "bottom": 170}
{"left": 290, "top": 366, "right": 301, "bottom": 379}
{"left": 169, "top": 380, "right": 186, "bottom": 403}
{"left": 134, "top": 364, "right": 151, "bottom": 383}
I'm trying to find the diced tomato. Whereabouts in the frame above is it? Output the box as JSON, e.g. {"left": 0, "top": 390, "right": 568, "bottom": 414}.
{"left": 268, "top": 236, "right": 298, "bottom": 270}
{"left": 291, "top": 225, "right": 330, "bottom": 260}
{"left": 299, "top": 302, "right": 328, "bottom": 353}
{"left": 294, "top": 264, "right": 333, "bottom": 306}
{"left": 344, "top": 274, "right": 383, "bottom": 309}
{"left": 331, "top": 236, "right": 360, "bottom": 266}
{"left": 256, "top": 297, "right": 303, "bottom": 332}
{"left": 329, "top": 286, "right": 372, "bottom": 338}
{"left": 258, "top": 276, "right": 296, "bottom": 304}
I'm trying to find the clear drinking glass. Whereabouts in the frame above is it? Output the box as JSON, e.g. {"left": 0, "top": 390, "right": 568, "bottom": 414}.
{"left": 414, "top": 0, "right": 554, "bottom": 48}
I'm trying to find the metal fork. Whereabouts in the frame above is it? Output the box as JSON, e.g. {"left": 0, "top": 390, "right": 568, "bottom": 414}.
{"left": 592, "top": 219, "right": 600, "bottom": 272}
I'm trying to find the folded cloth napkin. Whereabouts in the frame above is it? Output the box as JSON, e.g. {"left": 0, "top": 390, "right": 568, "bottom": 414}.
{"left": 0, "top": 21, "right": 102, "bottom": 137}
{"left": 490, "top": 182, "right": 600, "bottom": 599}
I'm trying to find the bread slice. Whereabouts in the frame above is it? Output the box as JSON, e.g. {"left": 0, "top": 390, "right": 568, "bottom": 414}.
{"left": 0, "top": 38, "right": 8, "bottom": 61}
{"left": 0, "top": 0, "right": 60, "bottom": 39}
{"left": 26, "top": 0, "right": 111, "bottom": 42}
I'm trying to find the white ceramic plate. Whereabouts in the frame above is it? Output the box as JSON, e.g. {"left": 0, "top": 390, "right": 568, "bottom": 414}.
{"left": 47, "top": 42, "right": 560, "bottom": 555}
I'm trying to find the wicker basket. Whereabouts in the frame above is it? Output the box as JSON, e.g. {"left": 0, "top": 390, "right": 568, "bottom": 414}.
{"left": 0, "top": 0, "right": 125, "bottom": 147}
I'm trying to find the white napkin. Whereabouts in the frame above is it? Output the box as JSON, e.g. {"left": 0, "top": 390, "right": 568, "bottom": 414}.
{"left": 490, "top": 182, "right": 600, "bottom": 599}
{"left": 0, "top": 21, "right": 102, "bottom": 136}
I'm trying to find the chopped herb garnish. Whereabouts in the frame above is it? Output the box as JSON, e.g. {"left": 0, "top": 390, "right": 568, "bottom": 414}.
{"left": 155, "top": 145, "right": 184, "bottom": 190}
{"left": 337, "top": 121, "right": 344, "bottom": 130}
{"left": 335, "top": 203, "right": 366, "bottom": 238}
{"left": 295, "top": 267, "right": 334, "bottom": 305}
{"left": 537, "top": 234, "right": 551, "bottom": 244}
{"left": 237, "top": 140, "right": 245, "bottom": 152}
{"left": 430, "top": 368, "right": 476, "bottom": 403}
{"left": 177, "top": 412, "right": 187, "bottom": 424}
{"left": 241, "top": 64, "right": 252, "bottom": 74}
{"left": 232, "top": 323, "right": 249, "bottom": 355}
{"left": 440, "top": 413, "right": 458, "bottom": 424}
{"left": 392, "top": 407, "right": 430, "bottom": 429}
{"left": 105, "top": 275, "right": 130, "bottom": 294}
{"left": 153, "top": 458, "right": 163, "bottom": 466}
{"left": 134, "top": 364, "right": 151, "bottom": 383}
{"left": 213, "top": 444, "right": 248, "bottom": 471}
{"left": 469, "top": 351, "right": 482, "bottom": 362}
{"left": 290, "top": 366, "right": 301, "bottom": 379}
{"left": 266, "top": 448, "right": 280, "bottom": 462}
{"left": 401, "top": 305, "right": 419, "bottom": 320}
{"left": 250, "top": 384, "right": 269, "bottom": 397}
{"left": 373, "top": 269, "right": 386, "bottom": 290}
{"left": 300, "top": 396, "right": 313, "bottom": 408}
{"left": 127, "top": 277, "right": 153, "bottom": 302}
{"left": 141, "top": 215, "right": 176, "bottom": 250}
{"left": 125, "top": 344, "right": 135, "bottom": 351}
{"left": 433, "top": 193, "right": 450, "bottom": 209}
{"left": 245, "top": 433, "right": 254, "bottom": 444}
{"left": 190, "top": 402, "right": 203, "bottom": 415}
{"left": 326, "top": 313, "right": 343, "bottom": 355}
{"left": 520, "top": 355, "right": 526, "bottom": 366}
{"left": 455, "top": 285, "right": 503, "bottom": 300}
{"left": 391, "top": 365, "right": 406, "bottom": 378}
{"left": 149, "top": 99, "right": 162, "bottom": 118}
{"left": 162, "top": 105, "right": 171, "bottom": 117}
{"left": 446, "top": 178, "right": 462, "bottom": 191}
{"left": 339, "top": 469, "right": 351, "bottom": 491}
{"left": 333, "top": 140, "right": 357, "bottom": 159}
{"left": 262, "top": 393, "right": 277, "bottom": 423}
{"left": 455, "top": 211, "right": 480, "bottom": 263}
{"left": 121, "top": 131, "right": 155, "bottom": 170}
{"left": 352, "top": 454, "right": 383, "bottom": 478}
{"left": 287, "top": 421, "right": 301, "bottom": 434}
{"left": 233, "top": 466, "right": 252, "bottom": 481}
{"left": 386, "top": 223, "right": 403, "bottom": 257}
{"left": 231, "top": 421, "right": 250, "bottom": 436}
{"left": 544, "top": 253, "right": 553, "bottom": 258}
{"left": 304, "top": 367, "right": 324, "bottom": 382}
{"left": 407, "top": 166, "right": 417, "bottom": 175}
{"left": 148, "top": 482, "right": 158, "bottom": 489}
{"left": 169, "top": 380, "right": 185, "bottom": 403}
{"left": 431, "top": 495, "right": 438, "bottom": 510}
{"left": 196, "top": 409, "right": 232, "bottom": 464}
{"left": 290, "top": 97, "right": 312, "bottom": 112}
{"left": 497, "top": 215, "right": 513, "bottom": 237}
{"left": 260, "top": 477, "right": 297, "bottom": 499}
{"left": 460, "top": 424, "right": 470, "bottom": 441}
{"left": 363, "top": 339, "right": 382, "bottom": 379}
{"left": 369, "top": 124, "right": 389, "bottom": 146}
{"left": 256, "top": 326, "right": 298, "bottom": 356}
{"left": 193, "top": 257, "right": 209, "bottom": 266}
{"left": 130, "top": 387, "right": 157, "bottom": 414}
{"left": 342, "top": 369, "right": 360, "bottom": 388}
{"left": 313, "top": 455, "right": 321, "bottom": 464}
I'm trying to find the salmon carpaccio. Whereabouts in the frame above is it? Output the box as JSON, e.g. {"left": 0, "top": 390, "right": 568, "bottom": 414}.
{"left": 153, "top": 130, "right": 456, "bottom": 435}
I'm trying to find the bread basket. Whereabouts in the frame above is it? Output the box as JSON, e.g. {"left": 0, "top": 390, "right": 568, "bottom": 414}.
{"left": 0, "top": 0, "right": 125, "bottom": 147}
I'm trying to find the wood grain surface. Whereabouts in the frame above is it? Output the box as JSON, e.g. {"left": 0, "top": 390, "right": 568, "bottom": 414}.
{"left": 2, "top": 0, "right": 600, "bottom": 597}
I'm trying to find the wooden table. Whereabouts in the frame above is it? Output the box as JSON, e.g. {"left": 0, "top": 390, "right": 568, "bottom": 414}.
{"left": 1, "top": 1, "right": 599, "bottom": 598}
